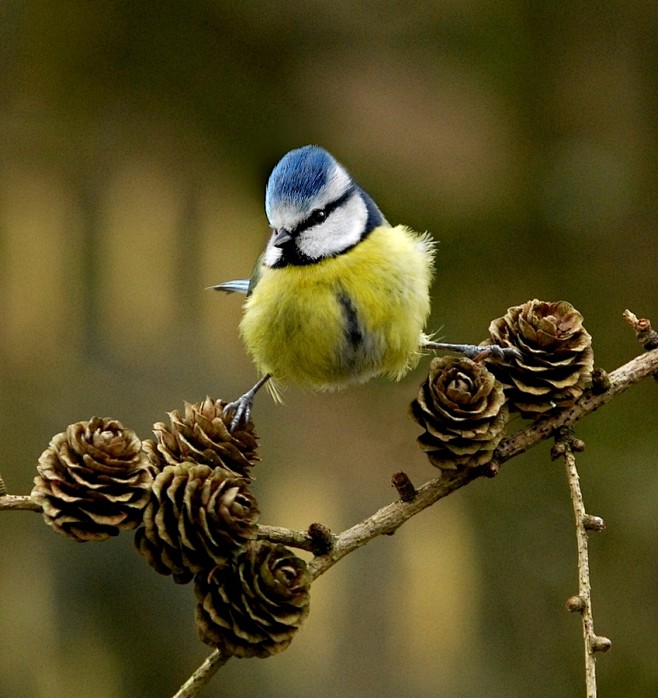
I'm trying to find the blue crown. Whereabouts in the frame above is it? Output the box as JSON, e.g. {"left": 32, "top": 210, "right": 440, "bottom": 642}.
{"left": 265, "top": 146, "right": 339, "bottom": 218}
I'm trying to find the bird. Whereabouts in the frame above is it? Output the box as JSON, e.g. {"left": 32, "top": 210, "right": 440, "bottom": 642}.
{"left": 212, "top": 145, "right": 514, "bottom": 428}
{"left": 211, "top": 144, "right": 435, "bottom": 426}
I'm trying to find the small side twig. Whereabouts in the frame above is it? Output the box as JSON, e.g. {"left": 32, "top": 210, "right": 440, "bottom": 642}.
{"left": 172, "top": 650, "right": 229, "bottom": 698}
{"left": 0, "top": 494, "right": 42, "bottom": 512}
{"left": 555, "top": 428, "right": 611, "bottom": 698}
{"left": 623, "top": 309, "right": 658, "bottom": 350}
{"left": 256, "top": 524, "right": 314, "bottom": 551}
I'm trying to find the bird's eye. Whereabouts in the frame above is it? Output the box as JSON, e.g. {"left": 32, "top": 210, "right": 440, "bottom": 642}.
{"left": 308, "top": 208, "right": 326, "bottom": 227}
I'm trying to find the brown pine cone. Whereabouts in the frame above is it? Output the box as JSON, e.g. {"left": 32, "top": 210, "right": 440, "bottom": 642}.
{"left": 148, "top": 397, "right": 258, "bottom": 478}
{"left": 32, "top": 418, "right": 154, "bottom": 542}
{"left": 195, "top": 541, "right": 311, "bottom": 658}
{"left": 411, "top": 356, "right": 508, "bottom": 470}
{"left": 134, "top": 462, "right": 259, "bottom": 584}
{"left": 483, "top": 299, "right": 594, "bottom": 416}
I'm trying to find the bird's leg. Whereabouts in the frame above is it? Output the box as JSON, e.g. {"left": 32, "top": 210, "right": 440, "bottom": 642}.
{"left": 424, "top": 341, "right": 522, "bottom": 363}
{"left": 223, "top": 373, "right": 272, "bottom": 431}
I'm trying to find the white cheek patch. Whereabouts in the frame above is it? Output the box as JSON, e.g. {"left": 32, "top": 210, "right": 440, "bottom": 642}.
{"left": 263, "top": 235, "right": 284, "bottom": 266}
{"left": 297, "top": 193, "right": 368, "bottom": 260}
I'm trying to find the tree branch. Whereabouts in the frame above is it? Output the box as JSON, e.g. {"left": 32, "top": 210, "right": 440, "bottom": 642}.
{"left": 307, "top": 468, "right": 474, "bottom": 579}
{"left": 556, "top": 429, "right": 611, "bottom": 698}
{"left": 5, "top": 346, "right": 658, "bottom": 580}
{"left": 2, "top": 325, "right": 656, "bottom": 698}
{"left": 306, "top": 346, "right": 658, "bottom": 578}
{"left": 172, "top": 650, "right": 229, "bottom": 698}
{"left": 0, "top": 494, "right": 42, "bottom": 512}
{"left": 495, "top": 346, "right": 658, "bottom": 464}
{"left": 256, "top": 524, "right": 315, "bottom": 551}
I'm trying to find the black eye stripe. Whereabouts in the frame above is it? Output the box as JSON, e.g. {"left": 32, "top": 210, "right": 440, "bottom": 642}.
{"left": 292, "top": 186, "right": 355, "bottom": 236}
{"left": 306, "top": 208, "right": 326, "bottom": 227}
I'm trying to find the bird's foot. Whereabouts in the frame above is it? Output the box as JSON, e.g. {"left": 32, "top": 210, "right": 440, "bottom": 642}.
{"left": 223, "top": 374, "right": 272, "bottom": 432}
{"left": 223, "top": 394, "right": 254, "bottom": 432}
{"left": 425, "top": 341, "right": 522, "bottom": 363}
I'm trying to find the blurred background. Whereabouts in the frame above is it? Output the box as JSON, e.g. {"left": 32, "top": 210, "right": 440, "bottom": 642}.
{"left": 1, "top": 2, "right": 657, "bottom": 696}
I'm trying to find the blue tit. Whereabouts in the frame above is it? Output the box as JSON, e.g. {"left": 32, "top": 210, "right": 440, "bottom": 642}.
{"left": 212, "top": 145, "right": 436, "bottom": 424}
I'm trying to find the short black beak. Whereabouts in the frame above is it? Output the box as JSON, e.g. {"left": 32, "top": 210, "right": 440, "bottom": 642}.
{"left": 273, "top": 228, "right": 294, "bottom": 248}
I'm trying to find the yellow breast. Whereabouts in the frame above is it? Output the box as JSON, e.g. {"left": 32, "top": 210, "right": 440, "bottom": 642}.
{"left": 239, "top": 225, "right": 435, "bottom": 390}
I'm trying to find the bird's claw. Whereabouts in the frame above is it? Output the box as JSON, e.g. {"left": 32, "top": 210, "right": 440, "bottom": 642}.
{"left": 477, "top": 345, "right": 523, "bottom": 362}
{"left": 223, "top": 394, "right": 254, "bottom": 432}
{"left": 222, "top": 374, "right": 272, "bottom": 432}
{"left": 425, "top": 341, "right": 522, "bottom": 363}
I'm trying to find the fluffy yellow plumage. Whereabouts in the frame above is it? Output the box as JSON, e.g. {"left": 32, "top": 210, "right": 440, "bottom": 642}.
{"left": 240, "top": 225, "right": 435, "bottom": 390}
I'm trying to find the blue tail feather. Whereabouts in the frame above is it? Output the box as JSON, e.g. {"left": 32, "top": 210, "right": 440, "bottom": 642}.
{"left": 209, "top": 279, "right": 250, "bottom": 295}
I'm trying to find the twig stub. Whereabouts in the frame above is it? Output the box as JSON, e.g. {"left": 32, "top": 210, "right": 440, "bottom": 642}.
{"left": 583, "top": 515, "right": 606, "bottom": 532}
{"left": 591, "top": 368, "right": 611, "bottom": 394}
{"left": 623, "top": 309, "right": 658, "bottom": 350}
{"left": 566, "top": 595, "right": 586, "bottom": 613}
{"left": 307, "top": 523, "right": 334, "bottom": 556}
{"left": 590, "top": 636, "right": 612, "bottom": 653}
{"left": 391, "top": 471, "right": 417, "bottom": 502}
